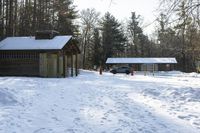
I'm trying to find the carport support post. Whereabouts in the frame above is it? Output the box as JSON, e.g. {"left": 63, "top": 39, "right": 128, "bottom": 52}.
{"left": 153, "top": 64, "right": 155, "bottom": 76}
{"left": 57, "top": 52, "right": 59, "bottom": 78}
{"left": 75, "top": 53, "right": 78, "bottom": 76}
{"left": 99, "top": 62, "right": 102, "bottom": 75}
{"left": 145, "top": 64, "right": 147, "bottom": 76}
{"left": 131, "top": 65, "right": 134, "bottom": 76}
{"left": 63, "top": 51, "right": 66, "bottom": 78}
{"left": 71, "top": 54, "right": 73, "bottom": 77}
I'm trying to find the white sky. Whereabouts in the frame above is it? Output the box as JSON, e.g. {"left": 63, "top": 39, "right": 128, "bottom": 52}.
{"left": 73, "top": 0, "right": 159, "bottom": 35}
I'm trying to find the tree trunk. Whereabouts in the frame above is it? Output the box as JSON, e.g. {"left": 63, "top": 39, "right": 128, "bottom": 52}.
{"left": 33, "top": 0, "right": 36, "bottom": 34}
{"left": 83, "top": 29, "right": 88, "bottom": 69}
{"left": 8, "top": 0, "right": 13, "bottom": 36}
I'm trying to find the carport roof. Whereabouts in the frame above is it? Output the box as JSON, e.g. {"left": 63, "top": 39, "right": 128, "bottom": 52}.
{"left": 106, "top": 58, "right": 177, "bottom": 64}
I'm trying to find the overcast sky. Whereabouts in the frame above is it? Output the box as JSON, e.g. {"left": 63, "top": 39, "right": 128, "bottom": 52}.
{"left": 74, "top": 0, "right": 159, "bottom": 34}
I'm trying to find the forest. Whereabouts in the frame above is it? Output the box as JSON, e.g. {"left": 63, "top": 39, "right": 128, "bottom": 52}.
{"left": 0, "top": 0, "right": 200, "bottom": 72}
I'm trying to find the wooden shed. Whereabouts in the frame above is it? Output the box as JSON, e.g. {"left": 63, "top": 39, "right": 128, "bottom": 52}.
{"left": 0, "top": 31, "right": 80, "bottom": 78}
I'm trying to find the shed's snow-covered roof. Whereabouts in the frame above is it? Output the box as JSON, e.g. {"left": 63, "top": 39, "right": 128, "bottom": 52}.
{"left": 106, "top": 58, "right": 177, "bottom": 64}
{"left": 0, "top": 36, "right": 72, "bottom": 50}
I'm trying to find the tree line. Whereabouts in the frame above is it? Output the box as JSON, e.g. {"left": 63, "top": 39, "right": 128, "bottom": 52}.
{"left": 0, "top": 0, "right": 200, "bottom": 72}
{"left": 156, "top": 0, "right": 200, "bottom": 72}
{"left": 0, "top": 0, "right": 77, "bottom": 38}
{"left": 80, "top": 10, "right": 156, "bottom": 70}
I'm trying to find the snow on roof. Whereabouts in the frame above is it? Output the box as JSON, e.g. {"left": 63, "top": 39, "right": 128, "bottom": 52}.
{"left": 106, "top": 58, "right": 177, "bottom": 64}
{"left": 0, "top": 36, "right": 72, "bottom": 50}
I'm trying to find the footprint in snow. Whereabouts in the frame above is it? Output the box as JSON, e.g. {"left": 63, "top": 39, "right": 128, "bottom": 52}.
{"left": 188, "top": 114, "right": 199, "bottom": 118}
{"left": 79, "top": 108, "right": 84, "bottom": 111}
{"left": 71, "top": 109, "right": 77, "bottom": 113}
{"left": 73, "top": 117, "right": 81, "bottom": 123}
{"left": 52, "top": 116, "right": 60, "bottom": 121}
{"left": 33, "top": 128, "right": 46, "bottom": 133}
{"left": 100, "top": 120, "right": 104, "bottom": 125}
{"left": 178, "top": 115, "right": 190, "bottom": 120}
{"left": 107, "top": 109, "right": 115, "bottom": 113}
{"left": 138, "top": 128, "right": 143, "bottom": 131}
{"left": 107, "top": 119, "right": 112, "bottom": 122}
{"left": 143, "top": 130, "right": 154, "bottom": 133}
{"left": 113, "top": 128, "right": 122, "bottom": 133}
{"left": 102, "top": 117, "right": 107, "bottom": 120}
{"left": 17, "top": 124, "right": 21, "bottom": 128}
{"left": 158, "top": 123, "right": 167, "bottom": 128}
{"left": 104, "top": 102, "right": 108, "bottom": 105}
{"left": 65, "top": 128, "right": 76, "bottom": 133}
{"left": 10, "top": 123, "right": 15, "bottom": 126}
{"left": 123, "top": 112, "right": 129, "bottom": 116}
{"left": 193, "top": 122, "right": 200, "bottom": 126}
{"left": 48, "top": 129, "right": 53, "bottom": 131}
{"left": 118, "top": 119, "right": 130, "bottom": 127}
{"left": 27, "top": 119, "right": 32, "bottom": 123}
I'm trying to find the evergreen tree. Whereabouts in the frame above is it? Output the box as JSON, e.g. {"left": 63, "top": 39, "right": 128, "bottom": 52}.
{"left": 127, "top": 12, "right": 152, "bottom": 57}
{"left": 127, "top": 12, "right": 143, "bottom": 56}
{"left": 55, "top": 0, "right": 78, "bottom": 35}
{"left": 92, "top": 28, "right": 102, "bottom": 67}
{"left": 0, "top": 0, "right": 78, "bottom": 38}
{"left": 101, "top": 12, "right": 127, "bottom": 64}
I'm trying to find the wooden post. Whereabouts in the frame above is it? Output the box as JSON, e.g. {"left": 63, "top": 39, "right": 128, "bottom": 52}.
{"left": 63, "top": 51, "right": 66, "bottom": 78}
{"left": 46, "top": 53, "right": 49, "bottom": 78}
{"left": 131, "top": 65, "right": 134, "bottom": 76}
{"left": 71, "top": 54, "right": 73, "bottom": 77}
{"left": 170, "top": 64, "right": 173, "bottom": 71}
{"left": 99, "top": 62, "right": 102, "bottom": 75}
{"left": 153, "top": 64, "right": 155, "bottom": 76}
{"left": 75, "top": 53, "right": 78, "bottom": 76}
{"left": 57, "top": 52, "right": 59, "bottom": 78}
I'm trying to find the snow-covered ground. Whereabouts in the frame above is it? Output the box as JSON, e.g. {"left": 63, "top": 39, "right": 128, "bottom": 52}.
{"left": 0, "top": 70, "right": 199, "bottom": 133}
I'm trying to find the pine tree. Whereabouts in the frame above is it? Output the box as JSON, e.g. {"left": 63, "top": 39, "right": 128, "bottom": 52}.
{"left": 127, "top": 12, "right": 153, "bottom": 57}
{"left": 92, "top": 28, "right": 102, "bottom": 67}
{"left": 101, "top": 12, "right": 127, "bottom": 63}
{"left": 55, "top": 0, "right": 77, "bottom": 35}
{"left": 127, "top": 12, "right": 143, "bottom": 57}
{"left": 0, "top": 0, "right": 78, "bottom": 37}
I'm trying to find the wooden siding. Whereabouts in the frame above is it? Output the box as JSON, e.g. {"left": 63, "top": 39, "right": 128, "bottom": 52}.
{"left": 39, "top": 53, "right": 48, "bottom": 77}
{"left": 39, "top": 52, "right": 64, "bottom": 78}
{"left": 0, "top": 51, "right": 39, "bottom": 76}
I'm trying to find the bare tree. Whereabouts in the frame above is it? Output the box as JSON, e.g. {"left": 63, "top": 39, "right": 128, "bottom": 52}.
{"left": 159, "top": 0, "right": 200, "bottom": 26}
{"left": 80, "top": 8, "right": 100, "bottom": 69}
{"left": 158, "top": 0, "right": 200, "bottom": 72}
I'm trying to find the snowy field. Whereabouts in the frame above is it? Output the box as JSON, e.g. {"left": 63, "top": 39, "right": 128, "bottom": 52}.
{"left": 0, "top": 70, "right": 200, "bottom": 133}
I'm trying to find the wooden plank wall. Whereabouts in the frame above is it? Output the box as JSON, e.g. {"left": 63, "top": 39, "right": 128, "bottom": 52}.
{"left": 0, "top": 51, "right": 40, "bottom": 76}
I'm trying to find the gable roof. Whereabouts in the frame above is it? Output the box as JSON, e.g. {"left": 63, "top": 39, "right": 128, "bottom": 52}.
{"left": 0, "top": 36, "right": 72, "bottom": 50}
{"left": 106, "top": 58, "right": 177, "bottom": 64}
